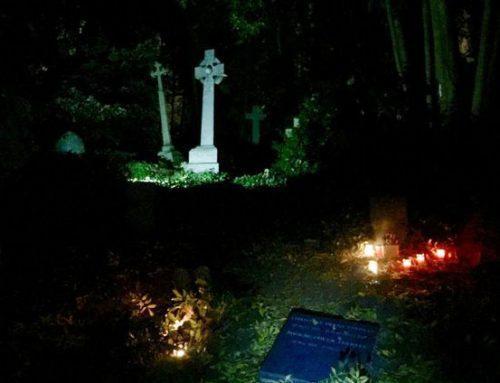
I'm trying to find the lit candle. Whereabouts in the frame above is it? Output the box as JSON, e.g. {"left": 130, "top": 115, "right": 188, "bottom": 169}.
{"left": 435, "top": 249, "right": 446, "bottom": 259}
{"left": 416, "top": 253, "right": 425, "bottom": 263}
{"left": 375, "top": 245, "right": 385, "bottom": 259}
{"left": 367, "top": 260, "right": 378, "bottom": 275}
{"left": 402, "top": 258, "right": 412, "bottom": 268}
{"left": 364, "top": 244, "right": 375, "bottom": 257}
{"left": 172, "top": 346, "right": 187, "bottom": 358}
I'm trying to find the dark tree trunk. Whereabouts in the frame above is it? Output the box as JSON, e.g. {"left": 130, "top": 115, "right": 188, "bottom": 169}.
{"left": 471, "top": 0, "right": 493, "bottom": 117}
{"left": 428, "top": 0, "right": 459, "bottom": 124}
{"left": 385, "top": 0, "right": 409, "bottom": 90}
{"left": 423, "top": 0, "right": 435, "bottom": 126}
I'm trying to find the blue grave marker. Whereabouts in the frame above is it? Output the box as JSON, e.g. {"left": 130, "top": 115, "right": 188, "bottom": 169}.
{"left": 260, "top": 309, "right": 379, "bottom": 383}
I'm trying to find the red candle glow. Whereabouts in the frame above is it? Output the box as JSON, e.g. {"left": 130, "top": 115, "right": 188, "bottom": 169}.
{"left": 416, "top": 253, "right": 425, "bottom": 263}
{"left": 375, "top": 245, "right": 384, "bottom": 258}
{"left": 435, "top": 249, "right": 446, "bottom": 259}
{"left": 402, "top": 258, "right": 412, "bottom": 268}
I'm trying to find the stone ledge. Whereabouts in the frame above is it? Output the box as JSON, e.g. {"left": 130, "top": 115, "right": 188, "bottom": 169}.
{"left": 182, "top": 162, "right": 219, "bottom": 173}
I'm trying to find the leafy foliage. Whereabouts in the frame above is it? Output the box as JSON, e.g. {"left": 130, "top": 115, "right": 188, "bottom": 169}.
{"left": 228, "top": 0, "right": 266, "bottom": 42}
{"left": 126, "top": 161, "right": 229, "bottom": 188}
{"left": 54, "top": 35, "right": 162, "bottom": 153}
{"left": 56, "top": 87, "right": 127, "bottom": 125}
{"left": 160, "top": 277, "right": 223, "bottom": 356}
{"left": 272, "top": 96, "right": 332, "bottom": 176}
{"left": 320, "top": 363, "right": 370, "bottom": 383}
{"left": 128, "top": 292, "right": 157, "bottom": 318}
{"left": 233, "top": 168, "right": 287, "bottom": 188}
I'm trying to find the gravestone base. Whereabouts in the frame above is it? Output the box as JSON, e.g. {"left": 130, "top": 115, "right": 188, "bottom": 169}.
{"left": 158, "top": 145, "right": 175, "bottom": 161}
{"left": 182, "top": 145, "right": 219, "bottom": 173}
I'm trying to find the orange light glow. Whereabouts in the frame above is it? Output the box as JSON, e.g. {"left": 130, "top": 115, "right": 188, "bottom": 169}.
{"left": 435, "top": 249, "right": 446, "bottom": 259}
{"left": 375, "top": 245, "right": 385, "bottom": 258}
{"left": 416, "top": 253, "right": 425, "bottom": 263}
{"left": 364, "top": 244, "right": 375, "bottom": 257}
{"left": 368, "top": 260, "right": 378, "bottom": 275}
{"left": 172, "top": 346, "right": 188, "bottom": 358}
{"left": 402, "top": 258, "right": 412, "bottom": 268}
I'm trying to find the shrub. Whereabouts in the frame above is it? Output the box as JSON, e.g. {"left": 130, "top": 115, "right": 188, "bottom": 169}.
{"left": 126, "top": 161, "right": 228, "bottom": 188}
{"left": 272, "top": 96, "right": 326, "bottom": 176}
{"left": 233, "top": 169, "right": 287, "bottom": 188}
{"left": 320, "top": 363, "right": 370, "bottom": 383}
{"left": 127, "top": 161, "right": 171, "bottom": 182}
{"left": 160, "top": 277, "right": 223, "bottom": 358}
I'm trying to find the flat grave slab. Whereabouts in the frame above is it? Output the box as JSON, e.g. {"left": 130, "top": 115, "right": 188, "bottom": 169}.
{"left": 259, "top": 309, "right": 379, "bottom": 383}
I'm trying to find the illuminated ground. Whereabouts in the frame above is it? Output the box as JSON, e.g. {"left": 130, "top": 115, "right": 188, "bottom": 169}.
{"left": 1, "top": 156, "right": 499, "bottom": 382}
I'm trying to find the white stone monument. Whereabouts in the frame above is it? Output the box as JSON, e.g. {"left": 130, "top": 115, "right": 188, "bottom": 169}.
{"left": 55, "top": 131, "right": 85, "bottom": 155}
{"left": 286, "top": 117, "right": 300, "bottom": 138}
{"left": 245, "top": 106, "right": 266, "bottom": 145}
{"left": 151, "top": 62, "right": 175, "bottom": 161}
{"left": 183, "top": 49, "right": 226, "bottom": 173}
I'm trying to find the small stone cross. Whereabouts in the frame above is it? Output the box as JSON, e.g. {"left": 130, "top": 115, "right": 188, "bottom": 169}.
{"left": 151, "top": 62, "right": 167, "bottom": 90}
{"left": 245, "top": 106, "right": 266, "bottom": 145}
{"left": 150, "top": 62, "right": 174, "bottom": 161}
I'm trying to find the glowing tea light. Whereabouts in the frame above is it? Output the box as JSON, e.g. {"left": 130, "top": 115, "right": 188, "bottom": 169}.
{"left": 416, "top": 253, "right": 426, "bottom": 263}
{"left": 172, "top": 347, "right": 187, "bottom": 359}
{"left": 364, "top": 244, "right": 376, "bottom": 257}
{"left": 435, "top": 249, "right": 446, "bottom": 259}
{"left": 367, "top": 260, "right": 378, "bottom": 275}
{"left": 402, "top": 258, "right": 412, "bottom": 268}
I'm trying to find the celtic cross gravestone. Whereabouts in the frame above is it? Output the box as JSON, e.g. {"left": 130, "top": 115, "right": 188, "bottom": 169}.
{"left": 183, "top": 49, "right": 226, "bottom": 173}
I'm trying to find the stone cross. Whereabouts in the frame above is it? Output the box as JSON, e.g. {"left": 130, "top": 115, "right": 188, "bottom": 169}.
{"left": 151, "top": 62, "right": 174, "bottom": 161}
{"left": 194, "top": 49, "right": 226, "bottom": 146}
{"left": 183, "top": 49, "right": 226, "bottom": 173}
{"left": 245, "top": 106, "right": 266, "bottom": 145}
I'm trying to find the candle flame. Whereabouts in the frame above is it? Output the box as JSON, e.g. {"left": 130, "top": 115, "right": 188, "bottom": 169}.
{"left": 172, "top": 349, "right": 186, "bottom": 358}
{"left": 367, "top": 260, "right": 378, "bottom": 275}
{"left": 363, "top": 243, "right": 376, "bottom": 257}
{"left": 436, "top": 249, "right": 446, "bottom": 259}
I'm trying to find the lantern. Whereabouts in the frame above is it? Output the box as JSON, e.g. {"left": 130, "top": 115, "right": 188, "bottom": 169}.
{"left": 364, "top": 243, "right": 376, "bottom": 257}
{"left": 416, "top": 253, "right": 425, "bottom": 263}
{"left": 435, "top": 249, "right": 446, "bottom": 259}
{"left": 172, "top": 345, "right": 188, "bottom": 358}
{"left": 368, "top": 260, "right": 378, "bottom": 275}
{"left": 402, "top": 258, "right": 412, "bottom": 268}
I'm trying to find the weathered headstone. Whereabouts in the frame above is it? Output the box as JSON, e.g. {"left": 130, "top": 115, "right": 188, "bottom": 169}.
{"left": 285, "top": 117, "right": 300, "bottom": 139}
{"left": 55, "top": 131, "right": 85, "bottom": 155}
{"left": 370, "top": 196, "right": 408, "bottom": 243}
{"left": 151, "top": 62, "right": 175, "bottom": 161}
{"left": 183, "top": 49, "right": 226, "bottom": 173}
{"left": 260, "top": 309, "right": 379, "bottom": 383}
{"left": 245, "top": 106, "right": 266, "bottom": 145}
{"left": 293, "top": 117, "right": 301, "bottom": 128}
